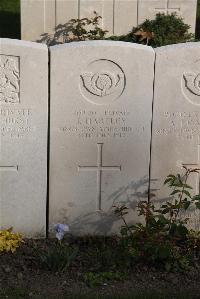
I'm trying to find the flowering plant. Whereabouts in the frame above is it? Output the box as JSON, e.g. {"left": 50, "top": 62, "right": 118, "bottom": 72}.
{"left": 54, "top": 223, "right": 69, "bottom": 241}
{"left": 38, "top": 223, "right": 78, "bottom": 272}
{"left": 0, "top": 228, "right": 23, "bottom": 253}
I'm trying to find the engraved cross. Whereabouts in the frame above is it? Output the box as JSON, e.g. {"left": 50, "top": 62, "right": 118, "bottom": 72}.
{"left": 78, "top": 143, "right": 121, "bottom": 211}
{"left": 182, "top": 144, "right": 200, "bottom": 194}
{"left": 0, "top": 165, "right": 18, "bottom": 172}
{"left": 155, "top": 0, "right": 180, "bottom": 15}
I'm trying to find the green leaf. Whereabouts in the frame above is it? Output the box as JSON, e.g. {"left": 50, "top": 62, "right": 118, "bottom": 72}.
{"left": 182, "top": 190, "right": 191, "bottom": 198}
{"left": 193, "top": 195, "right": 200, "bottom": 201}
{"left": 172, "top": 182, "right": 183, "bottom": 188}
{"left": 167, "top": 174, "right": 176, "bottom": 178}
{"left": 164, "top": 178, "right": 173, "bottom": 185}
{"left": 176, "top": 225, "right": 188, "bottom": 237}
{"left": 161, "top": 208, "right": 170, "bottom": 214}
{"left": 195, "top": 202, "right": 200, "bottom": 209}
{"left": 157, "top": 214, "right": 169, "bottom": 225}
{"left": 184, "top": 184, "right": 193, "bottom": 189}
{"left": 183, "top": 201, "right": 190, "bottom": 210}
{"left": 170, "top": 190, "right": 181, "bottom": 195}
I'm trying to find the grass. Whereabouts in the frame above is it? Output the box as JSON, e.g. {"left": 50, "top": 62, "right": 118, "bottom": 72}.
{"left": 0, "top": 0, "right": 20, "bottom": 39}
{"left": 0, "top": 289, "right": 199, "bottom": 299}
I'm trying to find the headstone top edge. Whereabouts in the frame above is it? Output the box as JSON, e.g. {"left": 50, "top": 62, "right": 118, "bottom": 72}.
{"left": 49, "top": 40, "right": 155, "bottom": 53}
{"left": 0, "top": 38, "right": 48, "bottom": 51}
{"left": 155, "top": 42, "right": 200, "bottom": 53}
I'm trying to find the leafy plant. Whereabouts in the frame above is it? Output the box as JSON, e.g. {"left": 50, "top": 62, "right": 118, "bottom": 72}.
{"left": 38, "top": 11, "right": 108, "bottom": 46}
{"left": 37, "top": 242, "right": 78, "bottom": 272}
{"left": 114, "top": 167, "right": 200, "bottom": 271}
{"left": 36, "top": 222, "right": 78, "bottom": 272}
{"left": 109, "top": 13, "right": 194, "bottom": 47}
{"left": 0, "top": 227, "right": 23, "bottom": 253}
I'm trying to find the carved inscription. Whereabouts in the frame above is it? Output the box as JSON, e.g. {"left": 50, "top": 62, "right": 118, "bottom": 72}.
{"left": 155, "top": 111, "right": 200, "bottom": 140}
{"left": 59, "top": 110, "right": 145, "bottom": 139}
{"left": 80, "top": 59, "right": 125, "bottom": 105}
{"left": 0, "top": 55, "right": 20, "bottom": 103}
{"left": 0, "top": 108, "right": 36, "bottom": 138}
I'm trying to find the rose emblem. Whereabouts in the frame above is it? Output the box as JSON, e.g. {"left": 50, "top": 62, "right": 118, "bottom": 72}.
{"left": 183, "top": 73, "right": 200, "bottom": 96}
{"left": 0, "top": 84, "right": 19, "bottom": 103}
{"left": 0, "top": 57, "right": 19, "bottom": 103}
{"left": 81, "top": 71, "right": 123, "bottom": 97}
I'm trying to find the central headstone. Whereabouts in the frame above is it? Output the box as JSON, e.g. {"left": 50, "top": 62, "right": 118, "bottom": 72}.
{"left": 49, "top": 41, "right": 155, "bottom": 235}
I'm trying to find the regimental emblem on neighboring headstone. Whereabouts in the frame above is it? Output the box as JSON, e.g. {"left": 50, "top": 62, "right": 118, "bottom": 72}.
{"left": 182, "top": 71, "right": 200, "bottom": 105}
{"left": 183, "top": 73, "right": 200, "bottom": 96}
{"left": 80, "top": 59, "right": 125, "bottom": 105}
{"left": 0, "top": 55, "right": 20, "bottom": 104}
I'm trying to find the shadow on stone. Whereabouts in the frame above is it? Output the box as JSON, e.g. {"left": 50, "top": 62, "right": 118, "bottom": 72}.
{"left": 37, "top": 16, "right": 107, "bottom": 46}
{"left": 69, "top": 176, "right": 150, "bottom": 235}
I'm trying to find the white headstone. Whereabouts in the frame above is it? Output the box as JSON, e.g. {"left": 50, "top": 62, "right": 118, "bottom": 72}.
{"left": 21, "top": 0, "right": 197, "bottom": 43}
{"left": 151, "top": 42, "right": 200, "bottom": 231}
{"left": 0, "top": 39, "right": 48, "bottom": 237}
{"left": 138, "top": 0, "right": 197, "bottom": 33}
{"left": 21, "top": 0, "right": 138, "bottom": 42}
{"left": 49, "top": 41, "right": 155, "bottom": 235}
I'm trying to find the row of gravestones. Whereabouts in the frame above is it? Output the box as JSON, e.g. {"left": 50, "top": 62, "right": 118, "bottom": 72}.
{"left": 1, "top": 39, "right": 200, "bottom": 238}
{"left": 21, "top": 0, "right": 197, "bottom": 42}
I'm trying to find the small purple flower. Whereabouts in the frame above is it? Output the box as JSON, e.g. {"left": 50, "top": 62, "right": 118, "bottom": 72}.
{"left": 54, "top": 223, "right": 69, "bottom": 241}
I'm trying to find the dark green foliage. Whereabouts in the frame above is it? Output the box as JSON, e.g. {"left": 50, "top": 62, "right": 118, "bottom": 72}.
{"left": 109, "top": 13, "right": 194, "bottom": 47}
{"left": 38, "top": 11, "right": 194, "bottom": 47}
{"left": 0, "top": 0, "right": 20, "bottom": 39}
{"left": 196, "top": 0, "right": 200, "bottom": 38}
{"left": 114, "top": 167, "right": 200, "bottom": 271}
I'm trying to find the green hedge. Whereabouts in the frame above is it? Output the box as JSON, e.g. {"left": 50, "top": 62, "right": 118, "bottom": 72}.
{"left": 0, "top": 0, "right": 20, "bottom": 39}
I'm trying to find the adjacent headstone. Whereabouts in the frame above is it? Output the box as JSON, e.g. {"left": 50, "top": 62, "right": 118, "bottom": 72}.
{"left": 0, "top": 39, "right": 48, "bottom": 237}
{"left": 151, "top": 42, "right": 200, "bottom": 231}
{"left": 138, "top": 0, "right": 197, "bottom": 33}
{"left": 21, "top": 0, "right": 138, "bottom": 41}
{"left": 49, "top": 41, "right": 154, "bottom": 235}
{"left": 21, "top": 0, "right": 197, "bottom": 43}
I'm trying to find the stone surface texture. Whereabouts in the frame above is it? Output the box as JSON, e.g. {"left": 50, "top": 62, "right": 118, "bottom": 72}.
{"left": 21, "top": 0, "right": 197, "bottom": 42}
{"left": 49, "top": 41, "right": 154, "bottom": 235}
{"left": 151, "top": 42, "right": 200, "bottom": 231}
{"left": 0, "top": 39, "right": 48, "bottom": 237}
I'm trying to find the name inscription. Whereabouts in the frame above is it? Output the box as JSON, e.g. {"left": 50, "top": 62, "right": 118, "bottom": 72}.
{"left": 0, "top": 108, "right": 36, "bottom": 138}
{"left": 155, "top": 111, "right": 200, "bottom": 140}
{"left": 59, "top": 110, "right": 145, "bottom": 138}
